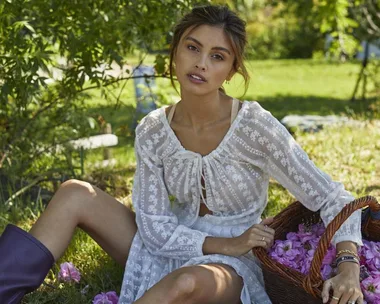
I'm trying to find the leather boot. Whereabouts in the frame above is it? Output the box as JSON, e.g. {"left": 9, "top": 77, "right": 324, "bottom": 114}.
{"left": 0, "top": 224, "right": 55, "bottom": 304}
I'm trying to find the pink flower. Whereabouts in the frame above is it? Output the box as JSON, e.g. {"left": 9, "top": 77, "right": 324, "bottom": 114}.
{"left": 298, "top": 224, "right": 309, "bottom": 233}
{"left": 270, "top": 239, "right": 306, "bottom": 271}
{"left": 58, "top": 262, "right": 81, "bottom": 283}
{"left": 361, "top": 275, "right": 380, "bottom": 303}
{"left": 287, "top": 232, "right": 300, "bottom": 242}
{"left": 275, "top": 240, "right": 302, "bottom": 259}
{"left": 322, "top": 246, "right": 336, "bottom": 266}
{"left": 311, "top": 222, "right": 325, "bottom": 237}
{"left": 93, "top": 291, "right": 119, "bottom": 304}
{"left": 321, "top": 264, "right": 333, "bottom": 280}
{"left": 361, "top": 241, "right": 380, "bottom": 272}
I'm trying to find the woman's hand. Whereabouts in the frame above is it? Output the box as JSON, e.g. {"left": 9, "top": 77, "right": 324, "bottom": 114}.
{"left": 321, "top": 262, "right": 363, "bottom": 304}
{"left": 226, "top": 217, "right": 275, "bottom": 256}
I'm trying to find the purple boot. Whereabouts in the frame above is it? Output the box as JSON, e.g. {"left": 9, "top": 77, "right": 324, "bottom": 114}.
{"left": 0, "top": 224, "right": 55, "bottom": 304}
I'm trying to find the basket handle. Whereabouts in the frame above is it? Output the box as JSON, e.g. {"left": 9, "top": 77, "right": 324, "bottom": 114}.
{"left": 303, "top": 195, "right": 379, "bottom": 295}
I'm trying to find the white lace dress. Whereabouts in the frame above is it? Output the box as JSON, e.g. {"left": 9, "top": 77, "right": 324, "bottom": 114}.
{"left": 118, "top": 101, "right": 362, "bottom": 304}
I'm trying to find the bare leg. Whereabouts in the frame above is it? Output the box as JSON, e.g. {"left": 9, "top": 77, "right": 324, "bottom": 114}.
{"left": 29, "top": 179, "right": 137, "bottom": 265}
{"left": 134, "top": 263, "right": 243, "bottom": 304}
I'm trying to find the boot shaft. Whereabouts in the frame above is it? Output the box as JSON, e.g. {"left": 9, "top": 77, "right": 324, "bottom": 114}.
{"left": 0, "top": 224, "right": 54, "bottom": 304}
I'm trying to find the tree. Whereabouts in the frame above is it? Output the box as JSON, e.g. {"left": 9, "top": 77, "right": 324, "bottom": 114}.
{"left": 213, "top": 0, "right": 323, "bottom": 59}
{"left": 0, "top": 0, "right": 207, "bottom": 181}
{"left": 349, "top": 0, "right": 380, "bottom": 101}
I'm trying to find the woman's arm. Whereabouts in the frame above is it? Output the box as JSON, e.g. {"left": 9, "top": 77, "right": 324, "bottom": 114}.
{"left": 244, "top": 103, "right": 362, "bottom": 246}
{"left": 133, "top": 124, "right": 210, "bottom": 260}
{"left": 203, "top": 217, "right": 275, "bottom": 256}
{"left": 321, "top": 241, "right": 362, "bottom": 303}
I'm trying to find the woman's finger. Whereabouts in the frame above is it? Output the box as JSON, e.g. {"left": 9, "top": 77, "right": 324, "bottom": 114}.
{"left": 252, "top": 224, "right": 275, "bottom": 238}
{"left": 347, "top": 288, "right": 363, "bottom": 304}
{"left": 355, "top": 293, "right": 364, "bottom": 304}
{"left": 322, "top": 280, "right": 334, "bottom": 303}
{"left": 260, "top": 216, "right": 274, "bottom": 226}
{"left": 256, "top": 223, "right": 275, "bottom": 235}
{"left": 253, "top": 231, "right": 274, "bottom": 247}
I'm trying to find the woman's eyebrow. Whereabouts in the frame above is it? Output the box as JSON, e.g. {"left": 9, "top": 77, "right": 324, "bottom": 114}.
{"left": 185, "top": 36, "right": 231, "bottom": 55}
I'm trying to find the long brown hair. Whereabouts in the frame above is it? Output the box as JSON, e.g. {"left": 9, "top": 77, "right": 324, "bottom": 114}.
{"left": 169, "top": 5, "right": 250, "bottom": 95}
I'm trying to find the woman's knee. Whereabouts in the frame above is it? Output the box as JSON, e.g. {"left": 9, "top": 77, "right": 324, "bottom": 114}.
{"left": 59, "top": 179, "right": 96, "bottom": 196}
{"left": 51, "top": 179, "right": 96, "bottom": 211}
{"left": 167, "top": 265, "right": 243, "bottom": 304}
{"left": 167, "top": 272, "right": 198, "bottom": 303}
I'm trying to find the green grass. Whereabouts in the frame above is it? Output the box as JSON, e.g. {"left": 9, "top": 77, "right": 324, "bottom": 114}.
{"left": 226, "top": 59, "right": 378, "bottom": 118}
{"left": 1, "top": 58, "right": 379, "bottom": 303}
{"left": 262, "top": 121, "right": 380, "bottom": 218}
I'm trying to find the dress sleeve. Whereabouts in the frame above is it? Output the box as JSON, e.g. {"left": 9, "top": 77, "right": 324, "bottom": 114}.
{"left": 132, "top": 138, "right": 209, "bottom": 260}
{"left": 251, "top": 105, "right": 362, "bottom": 246}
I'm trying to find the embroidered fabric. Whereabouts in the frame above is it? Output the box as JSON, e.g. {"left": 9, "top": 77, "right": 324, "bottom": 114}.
{"left": 118, "top": 100, "right": 362, "bottom": 304}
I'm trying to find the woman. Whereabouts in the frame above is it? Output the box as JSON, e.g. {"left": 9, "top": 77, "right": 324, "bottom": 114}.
{"left": 0, "top": 5, "right": 363, "bottom": 304}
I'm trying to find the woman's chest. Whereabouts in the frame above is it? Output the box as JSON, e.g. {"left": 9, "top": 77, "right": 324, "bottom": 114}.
{"left": 163, "top": 156, "right": 267, "bottom": 212}
{"left": 170, "top": 118, "right": 231, "bottom": 157}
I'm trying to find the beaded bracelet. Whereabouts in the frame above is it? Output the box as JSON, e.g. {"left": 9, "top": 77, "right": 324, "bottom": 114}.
{"left": 335, "top": 255, "right": 360, "bottom": 267}
{"left": 336, "top": 249, "right": 359, "bottom": 260}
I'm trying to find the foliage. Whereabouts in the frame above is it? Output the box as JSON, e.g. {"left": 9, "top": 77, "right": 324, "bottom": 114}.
{"left": 213, "top": 0, "right": 323, "bottom": 59}
{"left": 350, "top": 0, "right": 380, "bottom": 43}
{"left": 0, "top": 0, "right": 207, "bottom": 182}
{"left": 349, "top": 0, "right": 380, "bottom": 100}
{"left": 214, "top": 0, "right": 379, "bottom": 60}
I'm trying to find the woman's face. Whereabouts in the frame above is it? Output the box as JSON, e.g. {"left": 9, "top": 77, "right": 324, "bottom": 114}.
{"left": 174, "top": 25, "right": 236, "bottom": 97}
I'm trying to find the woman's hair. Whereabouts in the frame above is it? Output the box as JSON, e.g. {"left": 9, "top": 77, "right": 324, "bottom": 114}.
{"left": 169, "top": 5, "right": 250, "bottom": 95}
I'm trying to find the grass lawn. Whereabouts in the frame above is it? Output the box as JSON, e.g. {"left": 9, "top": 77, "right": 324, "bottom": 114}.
{"left": 1, "top": 58, "right": 379, "bottom": 303}
{"left": 230, "top": 59, "right": 378, "bottom": 118}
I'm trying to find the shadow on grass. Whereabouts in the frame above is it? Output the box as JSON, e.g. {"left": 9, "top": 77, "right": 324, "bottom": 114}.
{"left": 86, "top": 95, "right": 379, "bottom": 130}
{"left": 365, "top": 184, "right": 380, "bottom": 199}
{"left": 245, "top": 94, "right": 378, "bottom": 119}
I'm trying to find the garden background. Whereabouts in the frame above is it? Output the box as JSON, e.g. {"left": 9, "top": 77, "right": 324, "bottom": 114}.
{"left": 0, "top": 0, "right": 379, "bottom": 303}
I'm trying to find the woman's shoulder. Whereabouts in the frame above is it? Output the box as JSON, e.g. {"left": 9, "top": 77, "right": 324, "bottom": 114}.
{"left": 134, "top": 106, "right": 177, "bottom": 159}
{"left": 135, "top": 107, "right": 167, "bottom": 137}
{"left": 239, "top": 100, "right": 292, "bottom": 142}
{"left": 240, "top": 100, "right": 276, "bottom": 121}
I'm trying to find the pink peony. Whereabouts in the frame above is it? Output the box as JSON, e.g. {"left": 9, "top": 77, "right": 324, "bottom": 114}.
{"left": 361, "top": 241, "right": 380, "bottom": 272}
{"left": 361, "top": 275, "right": 380, "bottom": 303}
{"left": 58, "top": 262, "right": 81, "bottom": 283}
{"left": 93, "top": 291, "right": 119, "bottom": 304}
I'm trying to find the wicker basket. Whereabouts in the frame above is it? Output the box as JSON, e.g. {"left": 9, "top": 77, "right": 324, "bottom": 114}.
{"left": 253, "top": 196, "right": 380, "bottom": 304}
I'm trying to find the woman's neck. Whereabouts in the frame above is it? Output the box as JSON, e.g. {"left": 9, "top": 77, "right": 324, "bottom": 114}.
{"left": 177, "top": 90, "right": 231, "bottom": 129}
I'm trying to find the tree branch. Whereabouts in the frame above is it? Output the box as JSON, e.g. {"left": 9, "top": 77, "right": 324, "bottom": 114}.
{"left": 79, "top": 74, "right": 171, "bottom": 94}
{"left": 363, "top": 6, "right": 380, "bottom": 35}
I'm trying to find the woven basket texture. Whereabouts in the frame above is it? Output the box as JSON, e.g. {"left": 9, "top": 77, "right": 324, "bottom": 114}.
{"left": 253, "top": 196, "right": 380, "bottom": 304}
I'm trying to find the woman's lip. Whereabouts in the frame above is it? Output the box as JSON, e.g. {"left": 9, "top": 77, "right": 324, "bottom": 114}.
{"left": 187, "top": 74, "right": 207, "bottom": 83}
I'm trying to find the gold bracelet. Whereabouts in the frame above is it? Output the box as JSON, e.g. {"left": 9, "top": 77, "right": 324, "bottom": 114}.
{"left": 335, "top": 249, "right": 359, "bottom": 260}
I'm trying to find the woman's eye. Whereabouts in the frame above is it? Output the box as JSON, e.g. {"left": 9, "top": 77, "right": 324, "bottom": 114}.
{"left": 212, "top": 54, "right": 224, "bottom": 61}
{"left": 188, "top": 45, "right": 198, "bottom": 51}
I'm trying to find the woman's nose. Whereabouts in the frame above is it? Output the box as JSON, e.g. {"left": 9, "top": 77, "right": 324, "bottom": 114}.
{"left": 195, "top": 64, "right": 206, "bottom": 71}
{"left": 195, "top": 56, "right": 207, "bottom": 71}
